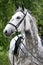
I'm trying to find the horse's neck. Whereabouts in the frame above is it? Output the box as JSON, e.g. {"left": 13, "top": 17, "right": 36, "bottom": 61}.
{"left": 25, "top": 31, "right": 33, "bottom": 50}
{"left": 25, "top": 23, "right": 38, "bottom": 53}
{"left": 21, "top": 10, "right": 39, "bottom": 54}
{"left": 30, "top": 17, "right": 39, "bottom": 54}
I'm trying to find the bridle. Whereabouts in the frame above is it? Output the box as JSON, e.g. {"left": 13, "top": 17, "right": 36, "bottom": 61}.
{"left": 8, "top": 10, "right": 27, "bottom": 31}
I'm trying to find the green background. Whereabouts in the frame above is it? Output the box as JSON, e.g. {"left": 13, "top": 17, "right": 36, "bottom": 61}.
{"left": 0, "top": 0, "right": 43, "bottom": 51}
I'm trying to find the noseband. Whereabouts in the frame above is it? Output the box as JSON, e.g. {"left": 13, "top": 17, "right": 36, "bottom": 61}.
{"left": 8, "top": 10, "right": 27, "bottom": 30}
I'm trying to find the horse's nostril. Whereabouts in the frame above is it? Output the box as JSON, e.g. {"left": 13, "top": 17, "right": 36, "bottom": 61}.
{"left": 5, "top": 30, "right": 7, "bottom": 34}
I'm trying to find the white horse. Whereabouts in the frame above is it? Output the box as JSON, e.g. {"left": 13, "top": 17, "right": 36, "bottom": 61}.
{"left": 3, "top": 7, "right": 43, "bottom": 65}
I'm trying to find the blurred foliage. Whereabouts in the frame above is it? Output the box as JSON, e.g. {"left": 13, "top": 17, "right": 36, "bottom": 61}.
{"left": 0, "top": 0, "right": 43, "bottom": 50}
{"left": 0, "top": 51, "right": 10, "bottom": 65}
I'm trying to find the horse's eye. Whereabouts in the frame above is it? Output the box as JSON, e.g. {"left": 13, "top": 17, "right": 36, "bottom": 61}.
{"left": 16, "top": 16, "right": 21, "bottom": 19}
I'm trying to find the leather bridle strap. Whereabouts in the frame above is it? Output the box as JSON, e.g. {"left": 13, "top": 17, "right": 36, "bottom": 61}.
{"left": 9, "top": 23, "right": 17, "bottom": 30}
{"left": 16, "top": 12, "right": 27, "bottom": 28}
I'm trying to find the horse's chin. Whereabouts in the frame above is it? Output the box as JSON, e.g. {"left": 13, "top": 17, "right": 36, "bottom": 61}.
{"left": 4, "top": 33, "right": 11, "bottom": 37}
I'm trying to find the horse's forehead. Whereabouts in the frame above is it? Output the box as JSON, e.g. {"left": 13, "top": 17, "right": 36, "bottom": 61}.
{"left": 12, "top": 12, "right": 23, "bottom": 18}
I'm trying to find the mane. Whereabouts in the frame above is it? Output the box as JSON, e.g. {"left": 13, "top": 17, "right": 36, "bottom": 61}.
{"left": 29, "top": 12, "right": 38, "bottom": 38}
{"left": 29, "top": 14, "right": 39, "bottom": 50}
{"left": 25, "top": 8, "right": 39, "bottom": 54}
{"left": 24, "top": 8, "right": 38, "bottom": 37}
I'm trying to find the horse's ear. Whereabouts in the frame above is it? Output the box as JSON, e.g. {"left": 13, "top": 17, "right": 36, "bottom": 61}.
{"left": 21, "top": 4, "right": 24, "bottom": 11}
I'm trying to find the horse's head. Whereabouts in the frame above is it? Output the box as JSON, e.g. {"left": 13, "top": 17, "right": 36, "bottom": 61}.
{"left": 3, "top": 7, "right": 31, "bottom": 36}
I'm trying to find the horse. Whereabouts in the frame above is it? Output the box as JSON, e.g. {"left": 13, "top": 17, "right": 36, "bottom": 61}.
{"left": 3, "top": 7, "right": 43, "bottom": 65}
